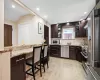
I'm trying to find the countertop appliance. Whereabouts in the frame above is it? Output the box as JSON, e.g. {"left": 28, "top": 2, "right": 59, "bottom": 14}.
{"left": 51, "top": 39, "right": 60, "bottom": 45}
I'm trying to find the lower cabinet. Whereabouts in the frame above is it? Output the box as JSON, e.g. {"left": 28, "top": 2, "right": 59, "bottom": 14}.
{"left": 50, "top": 45, "right": 61, "bottom": 57}
{"left": 69, "top": 46, "right": 82, "bottom": 61}
{"left": 11, "top": 54, "right": 26, "bottom": 80}
{"left": 50, "top": 45, "right": 82, "bottom": 62}
{"left": 69, "top": 46, "right": 76, "bottom": 60}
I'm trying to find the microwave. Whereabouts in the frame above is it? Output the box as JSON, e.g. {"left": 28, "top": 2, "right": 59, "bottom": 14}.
{"left": 52, "top": 39, "right": 60, "bottom": 44}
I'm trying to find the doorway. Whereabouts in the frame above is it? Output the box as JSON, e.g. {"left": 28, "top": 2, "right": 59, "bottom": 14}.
{"left": 44, "top": 25, "right": 49, "bottom": 45}
{"left": 4, "top": 24, "right": 12, "bottom": 47}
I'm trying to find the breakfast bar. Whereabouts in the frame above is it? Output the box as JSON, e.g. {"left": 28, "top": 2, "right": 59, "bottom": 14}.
{"left": 0, "top": 44, "right": 48, "bottom": 80}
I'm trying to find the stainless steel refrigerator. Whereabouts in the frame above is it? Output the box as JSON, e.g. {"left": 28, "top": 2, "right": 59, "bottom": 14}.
{"left": 94, "top": 16, "right": 100, "bottom": 67}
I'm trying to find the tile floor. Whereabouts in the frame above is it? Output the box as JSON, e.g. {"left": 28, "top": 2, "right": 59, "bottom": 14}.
{"left": 26, "top": 57, "right": 86, "bottom": 80}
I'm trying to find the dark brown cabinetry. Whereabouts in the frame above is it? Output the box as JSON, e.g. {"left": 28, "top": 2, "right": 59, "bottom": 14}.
{"left": 76, "top": 46, "right": 82, "bottom": 62}
{"left": 50, "top": 45, "right": 61, "bottom": 57}
{"left": 75, "top": 26, "right": 87, "bottom": 37}
{"left": 51, "top": 24, "right": 58, "bottom": 38}
{"left": 75, "top": 20, "right": 87, "bottom": 37}
{"left": 69, "top": 46, "right": 82, "bottom": 61}
{"left": 51, "top": 22, "right": 87, "bottom": 38}
{"left": 50, "top": 45, "right": 82, "bottom": 62}
{"left": 69, "top": 46, "right": 76, "bottom": 60}
{"left": 11, "top": 54, "right": 25, "bottom": 80}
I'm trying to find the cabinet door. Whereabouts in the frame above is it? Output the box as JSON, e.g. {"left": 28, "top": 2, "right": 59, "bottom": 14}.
{"left": 69, "top": 46, "right": 76, "bottom": 60}
{"left": 11, "top": 55, "right": 25, "bottom": 80}
{"left": 79, "top": 27, "right": 86, "bottom": 37}
{"left": 51, "top": 24, "right": 58, "bottom": 38}
{"left": 76, "top": 47, "right": 82, "bottom": 62}
{"left": 50, "top": 49, "right": 58, "bottom": 57}
{"left": 50, "top": 45, "right": 61, "bottom": 57}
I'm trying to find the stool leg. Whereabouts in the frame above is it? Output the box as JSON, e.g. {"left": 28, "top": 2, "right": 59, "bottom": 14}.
{"left": 40, "top": 63, "right": 42, "bottom": 77}
{"left": 32, "top": 66, "right": 35, "bottom": 80}
{"left": 43, "top": 63, "right": 45, "bottom": 72}
{"left": 47, "top": 58, "right": 49, "bottom": 68}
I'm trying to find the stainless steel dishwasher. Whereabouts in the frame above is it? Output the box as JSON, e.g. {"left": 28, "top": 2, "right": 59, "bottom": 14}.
{"left": 61, "top": 45, "right": 69, "bottom": 58}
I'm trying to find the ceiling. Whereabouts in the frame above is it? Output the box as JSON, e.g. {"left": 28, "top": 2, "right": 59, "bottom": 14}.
{"left": 4, "top": 0, "right": 95, "bottom": 24}
{"left": 19, "top": 0, "right": 95, "bottom": 24}
{"left": 4, "top": 0, "right": 30, "bottom": 22}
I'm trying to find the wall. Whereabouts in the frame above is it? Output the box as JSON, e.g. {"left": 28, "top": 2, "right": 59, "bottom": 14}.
{"left": 0, "top": 0, "right": 4, "bottom": 50}
{"left": 4, "top": 14, "right": 51, "bottom": 46}
{"left": 0, "top": 1, "right": 10, "bottom": 80}
{"left": 0, "top": 52, "right": 11, "bottom": 80}
{"left": 17, "top": 14, "right": 51, "bottom": 45}
{"left": 0, "top": 0, "right": 4, "bottom": 79}
{"left": 4, "top": 20, "right": 18, "bottom": 45}
{"left": 60, "top": 38, "right": 88, "bottom": 46}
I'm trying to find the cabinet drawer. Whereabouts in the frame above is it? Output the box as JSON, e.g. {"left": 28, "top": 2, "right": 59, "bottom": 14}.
{"left": 11, "top": 54, "right": 25, "bottom": 66}
{"left": 50, "top": 49, "right": 60, "bottom": 57}
{"left": 69, "top": 46, "right": 75, "bottom": 49}
{"left": 50, "top": 46, "right": 61, "bottom": 48}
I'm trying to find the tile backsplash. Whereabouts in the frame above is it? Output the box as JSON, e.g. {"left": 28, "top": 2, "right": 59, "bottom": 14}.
{"left": 60, "top": 38, "right": 88, "bottom": 46}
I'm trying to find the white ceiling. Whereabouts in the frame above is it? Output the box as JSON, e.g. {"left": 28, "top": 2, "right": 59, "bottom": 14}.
{"left": 19, "top": 0, "right": 95, "bottom": 24}
{"left": 4, "top": 0, "right": 30, "bottom": 22}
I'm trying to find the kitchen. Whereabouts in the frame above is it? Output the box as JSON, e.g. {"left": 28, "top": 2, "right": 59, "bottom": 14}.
{"left": 0, "top": 0, "right": 100, "bottom": 80}
{"left": 50, "top": 21, "right": 88, "bottom": 61}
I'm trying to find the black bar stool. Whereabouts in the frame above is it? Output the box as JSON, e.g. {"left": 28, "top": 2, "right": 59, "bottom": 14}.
{"left": 25, "top": 46, "right": 42, "bottom": 80}
{"left": 41, "top": 45, "right": 49, "bottom": 72}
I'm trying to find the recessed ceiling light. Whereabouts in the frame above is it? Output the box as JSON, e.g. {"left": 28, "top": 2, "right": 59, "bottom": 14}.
{"left": 67, "top": 21, "right": 69, "bottom": 22}
{"left": 12, "top": 5, "right": 15, "bottom": 8}
{"left": 66, "top": 22, "right": 70, "bottom": 25}
{"left": 36, "top": 8, "right": 40, "bottom": 11}
{"left": 44, "top": 15, "right": 48, "bottom": 19}
{"left": 84, "top": 12, "right": 87, "bottom": 14}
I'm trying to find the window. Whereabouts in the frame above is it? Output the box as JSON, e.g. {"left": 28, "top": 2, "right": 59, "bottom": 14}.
{"left": 62, "top": 28, "right": 75, "bottom": 39}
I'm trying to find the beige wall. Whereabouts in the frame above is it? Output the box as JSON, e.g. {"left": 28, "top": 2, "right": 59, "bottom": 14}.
{"left": 0, "top": 0, "right": 4, "bottom": 79}
{"left": 4, "top": 14, "right": 51, "bottom": 45}
{"left": 0, "top": 0, "right": 4, "bottom": 50}
{"left": 17, "top": 14, "right": 33, "bottom": 24}
{"left": 17, "top": 14, "right": 51, "bottom": 45}
{"left": 0, "top": 54, "right": 1, "bottom": 80}
{"left": 0, "top": 1, "right": 10, "bottom": 80}
{"left": 0, "top": 52, "right": 11, "bottom": 80}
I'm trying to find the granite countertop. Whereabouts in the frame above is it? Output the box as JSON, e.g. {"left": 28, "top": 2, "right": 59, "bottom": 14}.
{"left": 0, "top": 44, "right": 46, "bottom": 58}
{"left": 10, "top": 44, "right": 43, "bottom": 58}
{"left": 11, "top": 48, "right": 33, "bottom": 58}
{"left": 50, "top": 44, "right": 82, "bottom": 46}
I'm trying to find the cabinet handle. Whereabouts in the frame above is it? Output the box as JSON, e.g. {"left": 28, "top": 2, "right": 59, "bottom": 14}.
{"left": 16, "top": 58, "right": 24, "bottom": 62}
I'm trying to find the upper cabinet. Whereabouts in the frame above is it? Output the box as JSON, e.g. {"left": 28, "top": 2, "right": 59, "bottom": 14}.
{"left": 51, "top": 21, "right": 87, "bottom": 38}
{"left": 51, "top": 24, "right": 58, "bottom": 38}
{"left": 75, "top": 21, "right": 87, "bottom": 37}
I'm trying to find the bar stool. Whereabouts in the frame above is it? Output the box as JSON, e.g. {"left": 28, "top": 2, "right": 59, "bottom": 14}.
{"left": 25, "top": 46, "right": 42, "bottom": 80}
{"left": 41, "top": 45, "right": 49, "bottom": 72}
